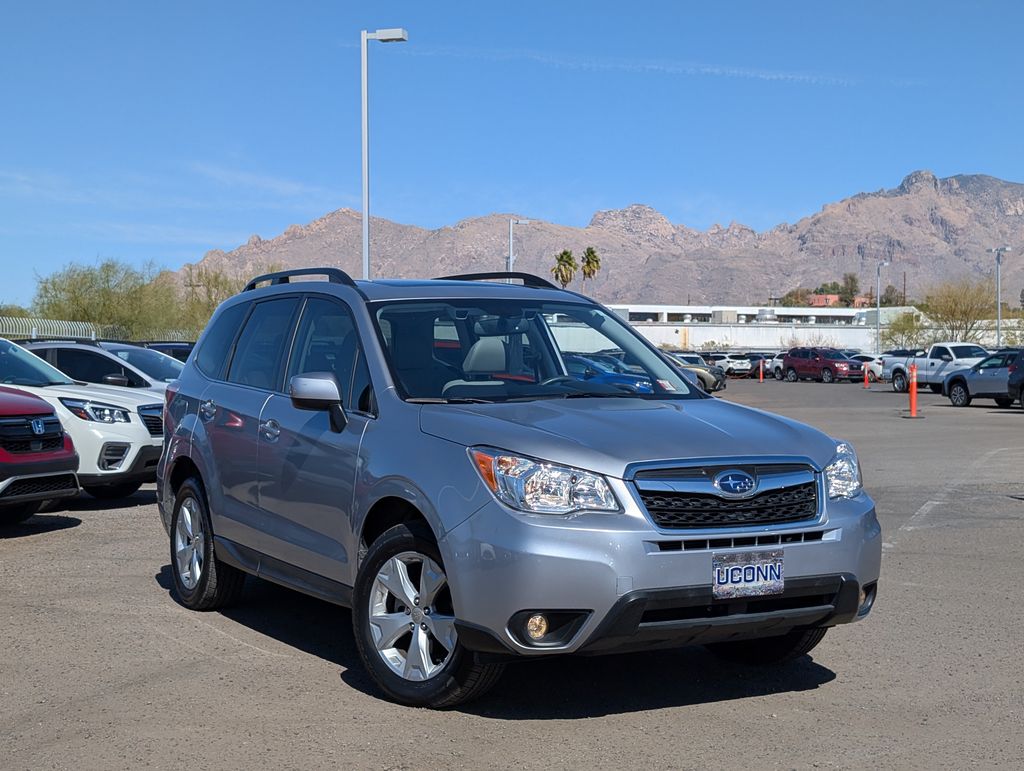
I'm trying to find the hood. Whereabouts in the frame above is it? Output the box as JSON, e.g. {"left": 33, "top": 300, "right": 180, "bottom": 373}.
{"left": 0, "top": 385, "right": 55, "bottom": 416}
{"left": 9, "top": 382, "right": 164, "bottom": 408}
{"left": 419, "top": 397, "right": 838, "bottom": 479}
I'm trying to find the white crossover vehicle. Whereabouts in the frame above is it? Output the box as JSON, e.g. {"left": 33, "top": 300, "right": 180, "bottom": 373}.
{"left": 22, "top": 340, "right": 182, "bottom": 398}
{"left": 0, "top": 339, "right": 163, "bottom": 498}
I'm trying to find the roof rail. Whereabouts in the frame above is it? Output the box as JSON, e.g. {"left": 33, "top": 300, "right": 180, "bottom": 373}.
{"left": 243, "top": 267, "right": 357, "bottom": 291}
{"left": 13, "top": 337, "right": 103, "bottom": 346}
{"left": 434, "top": 271, "right": 559, "bottom": 290}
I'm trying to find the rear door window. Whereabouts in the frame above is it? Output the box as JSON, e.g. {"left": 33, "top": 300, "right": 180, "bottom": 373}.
{"left": 227, "top": 298, "right": 300, "bottom": 390}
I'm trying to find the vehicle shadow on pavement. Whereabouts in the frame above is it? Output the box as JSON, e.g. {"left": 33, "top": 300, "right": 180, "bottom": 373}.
{"left": 61, "top": 489, "right": 158, "bottom": 513}
{"left": 155, "top": 566, "right": 364, "bottom": 671}
{"left": 454, "top": 650, "right": 836, "bottom": 719}
{"left": 153, "top": 567, "right": 836, "bottom": 716}
{"left": 0, "top": 514, "right": 81, "bottom": 539}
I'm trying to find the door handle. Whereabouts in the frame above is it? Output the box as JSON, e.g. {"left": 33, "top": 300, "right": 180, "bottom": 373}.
{"left": 260, "top": 419, "right": 281, "bottom": 442}
{"left": 199, "top": 399, "right": 216, "bottom": 422}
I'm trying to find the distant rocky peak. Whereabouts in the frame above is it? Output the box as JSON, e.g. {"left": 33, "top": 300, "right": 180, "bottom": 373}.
{"left": 898, "top": 170, "right": 940, "bottom": 194}
{"left": 588, "top": 204, "right": 676, "bottom": 240}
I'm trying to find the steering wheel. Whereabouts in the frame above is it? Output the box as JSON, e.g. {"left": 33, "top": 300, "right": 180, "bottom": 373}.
{"left": 539, "top": 375, "right": 578, "bottom": 386}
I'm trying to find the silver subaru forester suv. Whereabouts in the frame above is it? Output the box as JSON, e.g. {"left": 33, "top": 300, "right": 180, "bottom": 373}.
{"left": 158, "top": 268, "right": 881, "bottom": 707}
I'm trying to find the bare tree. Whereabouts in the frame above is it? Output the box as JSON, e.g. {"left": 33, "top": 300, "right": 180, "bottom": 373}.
{"left": 920, "top": 279, "right": 994, "bottom": 342}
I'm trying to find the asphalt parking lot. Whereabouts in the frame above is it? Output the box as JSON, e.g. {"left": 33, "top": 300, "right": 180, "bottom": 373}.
{"left": 2, "top": 380, "right": 1022, "bottom": 769}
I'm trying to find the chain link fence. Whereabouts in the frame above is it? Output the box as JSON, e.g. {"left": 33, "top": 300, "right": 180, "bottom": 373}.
{"left": 0, "top": 316, "right": 194, "bottom": 342}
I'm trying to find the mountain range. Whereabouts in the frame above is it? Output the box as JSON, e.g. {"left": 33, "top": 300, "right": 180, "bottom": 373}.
{"left": 183, "top": 170, "right": 1024, "bottom": 305}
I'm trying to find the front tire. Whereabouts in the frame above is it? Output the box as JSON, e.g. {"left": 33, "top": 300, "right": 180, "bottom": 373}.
{"left": 948, "top": 382, "right": 971, "bottom": 407}
{"left": 353, "top": 523, "right": 504, "bottom": 708}
{"left": 0, "top": 501, "right": 41, "bottom": 525}
{"left": 169, "top": 478, "right": 245, "bottom": 611}
{"left": 706, "top": 627, "right": 828, "bottom": 664}
{"left": 821, "top": 368, "right": 834, "bottom": 384}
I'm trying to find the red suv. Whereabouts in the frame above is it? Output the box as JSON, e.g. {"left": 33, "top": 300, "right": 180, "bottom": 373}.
{"left": 782, "top": 347, "right": 864, "bottom": 384}
{"left": 0, "top": 386, "right": 80, "bottom": 525}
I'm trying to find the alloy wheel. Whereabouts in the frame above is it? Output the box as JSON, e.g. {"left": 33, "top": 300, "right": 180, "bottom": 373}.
{"left": 174, "top": 496, "right": 205, "bottom": 590}
{"left": 368, "top": 552, "right": 457, "bottom": 682}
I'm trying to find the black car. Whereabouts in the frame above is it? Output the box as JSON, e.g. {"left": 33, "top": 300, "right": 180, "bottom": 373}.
{"left": 140, "top": 341, "right": 194, "bottom": 362}
{"left": 1007, "top": 350, "right": 1024, "bottom": 407}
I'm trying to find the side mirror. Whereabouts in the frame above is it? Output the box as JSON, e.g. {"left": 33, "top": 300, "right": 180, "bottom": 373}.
{"left": 102, "top": 374, "right": 131, "bottom": 387}
{"left": 289, "top": 372, "right": 347, "bottom": 432}
{"left": 941, "top": 355, "right": 953, "bottom": 362}
{"left": 584, "top": 367, "right": 598, "bottom": 378}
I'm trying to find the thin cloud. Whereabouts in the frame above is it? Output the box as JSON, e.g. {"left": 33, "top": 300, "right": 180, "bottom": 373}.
{"left": 189, "top": 162, "right": 336, "bottom": 198}
{"left": 376, "top": 44, "right": 858, "bottom": 87}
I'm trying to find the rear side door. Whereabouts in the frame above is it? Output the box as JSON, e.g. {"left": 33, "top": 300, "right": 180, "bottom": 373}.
{"left": 199, "top": 296, "right": 300, "bottom": 548}
{"left": 972, "top": 353, "right": 1012, "bottom": 397}
{"left": 256, "top": 295, "right": 375, "bottom": 584}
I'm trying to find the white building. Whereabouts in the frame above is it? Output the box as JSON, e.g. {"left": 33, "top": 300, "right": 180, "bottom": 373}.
{"left": 607, "top": 304, "right": 921, "bottom": 352}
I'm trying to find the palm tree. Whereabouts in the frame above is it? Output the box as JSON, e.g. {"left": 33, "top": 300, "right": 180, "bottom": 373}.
{"left": 580, "top": 246, "right": 601, "bottom": 284}
{"left": 550, "top": 249, "right": 578, "bottom": 289}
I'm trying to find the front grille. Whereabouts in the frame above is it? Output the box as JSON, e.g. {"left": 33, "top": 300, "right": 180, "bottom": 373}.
{"left": 0, "top": 474, "right": 78, "bottom": 499}
{"left": 0, "top": 415, "right": 64, "bottom": 454}
{"left": 638, "top": 480, "right": 818, "bottom": 529}
{"left": 640, "top": 590, "right": 837, "bottom": 625}
{"left": 138, "top": 405, "right": 163, "bottom": 437}
{"left": 654, "top": 530, "right": 825, "bottom": 551}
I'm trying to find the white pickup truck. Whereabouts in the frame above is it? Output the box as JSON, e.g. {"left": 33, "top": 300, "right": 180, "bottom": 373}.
{"left": 884, "top": 342, "right": 989, "bottom": 393}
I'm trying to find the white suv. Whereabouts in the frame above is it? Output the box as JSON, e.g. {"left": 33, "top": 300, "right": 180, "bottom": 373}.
{"left": 0, "top": 339, "right": 163, "bottom": 498}
{"left": 22, "top": 340, "right": 182, "bottom": 397}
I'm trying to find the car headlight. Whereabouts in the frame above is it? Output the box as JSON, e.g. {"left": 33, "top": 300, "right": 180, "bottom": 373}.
{"left": 470, "top": 448, "right": 619, "bottom": 514}
{"left": 59, "top": 398, "right": 131, "bottom": 424}
{"left": 824, "top": 441, "right": 862, "bottom": 499}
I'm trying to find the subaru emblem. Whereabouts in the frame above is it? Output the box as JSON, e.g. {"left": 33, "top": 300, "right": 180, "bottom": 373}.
{"left": 714, "top": 469, "right": 756, "bottom": 497}
{"left": 30, "top": 418, "right": 46, "bottom": 436}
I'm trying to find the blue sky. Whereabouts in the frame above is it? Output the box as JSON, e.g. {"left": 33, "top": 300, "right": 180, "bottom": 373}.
{"left": 2, "top": 1, "right": 1021, "bottom": 306}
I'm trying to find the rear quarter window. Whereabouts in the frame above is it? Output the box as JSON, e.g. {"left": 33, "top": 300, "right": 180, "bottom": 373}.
{"left": 195, "top": 302, "right": 249, "bottom": 379}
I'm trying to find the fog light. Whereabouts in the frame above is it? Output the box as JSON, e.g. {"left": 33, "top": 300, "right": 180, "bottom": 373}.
{"left": 525, "top": 614, "right": 548, "bottom": 640}
{"left": 859, "top": 589, "right": 866, "bottom": 607}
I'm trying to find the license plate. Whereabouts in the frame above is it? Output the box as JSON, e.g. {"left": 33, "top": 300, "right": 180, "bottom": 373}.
{"left": 712, "top": 550, "right": 784, "bottom": 599}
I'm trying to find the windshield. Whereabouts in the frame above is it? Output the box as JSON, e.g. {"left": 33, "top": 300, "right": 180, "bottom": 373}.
{"left": 104, "top": 345, "right": 183, "bottom": 382}
{"left": 0, "top": 341, "right": 75, "bottom": 387}
{"left": 372, "top": 299, "right": 696, "bottom": 402}
{"left": 951, "top": 345, "right": 987, "bottom": 359}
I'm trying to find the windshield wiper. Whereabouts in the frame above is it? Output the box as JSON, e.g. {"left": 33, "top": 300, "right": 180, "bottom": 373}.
{"left": 406, "top": 397, "right": 495, "bottom": 404}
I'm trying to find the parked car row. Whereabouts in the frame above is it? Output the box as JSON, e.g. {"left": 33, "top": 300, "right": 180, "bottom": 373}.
{"left": 0, "top": 338, "right": 191, "bottom": 521}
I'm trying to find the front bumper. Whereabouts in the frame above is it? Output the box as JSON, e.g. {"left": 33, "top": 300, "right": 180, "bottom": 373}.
{"left": 442, "top": 490, "right": 882, "bottom": 658}
{"left": 78, "top": 444, "right": 162, "bottom": 487}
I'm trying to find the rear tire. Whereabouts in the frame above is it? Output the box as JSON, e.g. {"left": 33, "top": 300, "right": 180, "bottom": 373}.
{"left": 785, "top": 368, "right": 798, "bottom": 382}
{"left": 0, "top": 501, "right": 41, "bottom": 525}
{"left": 892, "top": 372, "right": 908, "bottom": 393}
{"left": 867, "top": 371, "right": 878, "bottom": 383}
{"left": 84, "top": 482, "right": 142, "bottom": 499}
{"left": 948, "top": 382, "right": 971, "bottom": 407}
{"left": 774, "top": 367, "right": 783, "bottom": 381}
{"left": 169, "top": 478, "right": 245, "bottom": 611}
{"left": 353, "top": 523, "right": 505, "bottom": 708}
{"left": 705, "top": 627, "right": 828, "bottom": 665}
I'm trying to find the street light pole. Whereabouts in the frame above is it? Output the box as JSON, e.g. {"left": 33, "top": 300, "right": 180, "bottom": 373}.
{"left": 361, "top": 27, "right": 408, "bottom": 281}
{"left": 876, "top": 260, "right": 890, "bottom": 354}
{"left": 987, "top": 246, "right": 1012, "bottom": 347}
{"left": 507, "top": 218, "right": 531, "bottom": 273}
